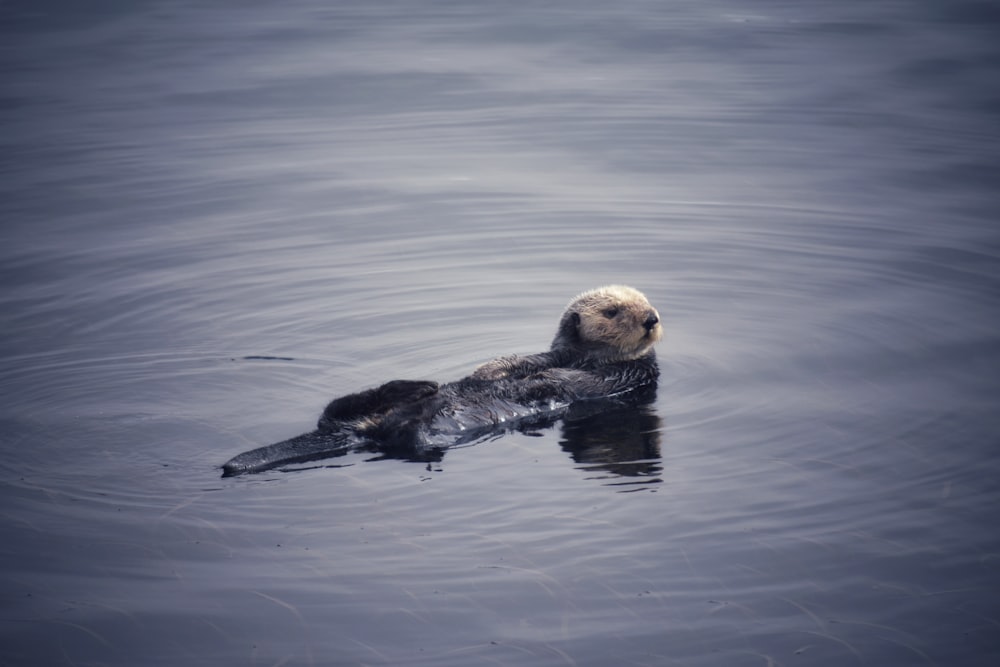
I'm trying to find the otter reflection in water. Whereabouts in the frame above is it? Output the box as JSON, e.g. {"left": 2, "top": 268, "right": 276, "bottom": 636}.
{"left": 222, "top": 285, "right": 663, "bottom": 477}
{"left": 558, "top": 385, "right": 663, "bottom": 490}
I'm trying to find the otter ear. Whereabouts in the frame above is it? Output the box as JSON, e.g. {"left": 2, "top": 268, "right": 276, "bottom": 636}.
{"left": 553, "top": 310, "right": 582, "bottom": 349}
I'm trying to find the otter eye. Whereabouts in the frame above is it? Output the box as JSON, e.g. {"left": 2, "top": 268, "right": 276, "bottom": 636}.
{"left": 603, "top": 307, "right": 619, "bottom": 319}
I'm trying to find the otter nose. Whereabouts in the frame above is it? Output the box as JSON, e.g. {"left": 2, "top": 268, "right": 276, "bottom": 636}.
{"left": 643, "top": 312, "right": 659, "bottom": 331}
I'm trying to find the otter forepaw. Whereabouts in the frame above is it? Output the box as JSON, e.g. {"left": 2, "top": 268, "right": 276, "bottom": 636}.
{"left": 472, "top": 356, "right": 521, "bottom": 380}
{"left": 472, "top": 363, "right": 508, "bottom": 380}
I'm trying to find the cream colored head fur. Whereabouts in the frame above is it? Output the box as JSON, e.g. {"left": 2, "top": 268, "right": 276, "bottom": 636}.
{"left": 552, "top": 285, "right": 662, "bottom": 361}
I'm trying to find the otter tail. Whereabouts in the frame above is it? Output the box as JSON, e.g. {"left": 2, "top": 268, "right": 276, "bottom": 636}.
{"left": 221, "top": 430, "right": 353, "bottom": 477}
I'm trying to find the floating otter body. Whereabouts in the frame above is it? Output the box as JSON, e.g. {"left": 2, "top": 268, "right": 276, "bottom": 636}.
{"left": 222, "top": 285, "right": 662, "bottom": 476}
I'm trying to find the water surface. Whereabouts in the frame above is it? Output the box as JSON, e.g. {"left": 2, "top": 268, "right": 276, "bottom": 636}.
{"left": 2, "top": 1, "right": 999, "bottom": 665}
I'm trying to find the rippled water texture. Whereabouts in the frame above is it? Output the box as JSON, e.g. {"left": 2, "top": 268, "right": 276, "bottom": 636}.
{"left": 2, "top": 1, "right": 999, "bottom": 665}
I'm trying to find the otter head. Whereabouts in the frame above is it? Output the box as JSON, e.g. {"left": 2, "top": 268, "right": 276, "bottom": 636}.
{"left": 551, "top": 285, "right": 662, "bottom": 362}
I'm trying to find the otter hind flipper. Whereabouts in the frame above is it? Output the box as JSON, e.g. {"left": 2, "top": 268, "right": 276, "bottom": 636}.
{"left": 376, "top": 379, "right": 440, "bottom": 405}
{"left": 221, "top": 430, "right": 351, "bottom": 477}
{"left": 319, "top": 380, "right": 439, "bottom": 428}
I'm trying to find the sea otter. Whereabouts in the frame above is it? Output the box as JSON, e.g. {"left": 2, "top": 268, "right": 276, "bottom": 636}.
{"left": 221, "top": 285, "right": 662, "bottom": 476}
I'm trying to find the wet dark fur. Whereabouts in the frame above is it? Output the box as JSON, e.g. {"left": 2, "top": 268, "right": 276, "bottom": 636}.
{"left": 222, "top": 286, "right": 661, "bottom": 477}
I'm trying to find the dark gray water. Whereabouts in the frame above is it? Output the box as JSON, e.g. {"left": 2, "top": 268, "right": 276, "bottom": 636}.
{"left": 2, "top": 1, "right": 999, "bottom": 665}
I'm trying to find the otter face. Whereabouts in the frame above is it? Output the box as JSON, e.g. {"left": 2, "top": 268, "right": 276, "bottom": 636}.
{"left": 558, "top": 285, "right": 662, "bottom": 360}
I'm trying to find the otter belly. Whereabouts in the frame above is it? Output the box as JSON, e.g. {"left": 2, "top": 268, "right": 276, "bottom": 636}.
{"left": 418, "top": 396, "right": 571, "bottom": 446}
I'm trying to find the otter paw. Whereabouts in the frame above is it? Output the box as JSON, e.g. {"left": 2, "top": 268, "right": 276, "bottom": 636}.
{"left": 472, "top": 360, "right": 509, "bottom": 380}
